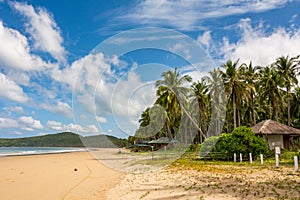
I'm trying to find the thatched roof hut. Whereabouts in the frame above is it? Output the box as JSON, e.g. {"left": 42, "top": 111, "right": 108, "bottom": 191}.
{"left": 252, "top": 120, "right": 300, "bottom": 149}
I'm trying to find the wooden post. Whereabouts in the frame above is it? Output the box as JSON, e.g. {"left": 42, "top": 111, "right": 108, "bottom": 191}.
{"left": 164, "top": 145, "right": 167, "bottom": 159}
{"left": 275, "top": 154, "right": 279, "bottom": 168}
{"left": 260, "top": 154, "right": 264, "bottom": 165}
{"left": 249, "top": 153, "right": 252, "bottom": 164}
{"left": 294, "top": 156, "right": 299, "bottom": 172}
{"left": 151, "top": 146, "right": 154, "bottom": 160}
{"left": 234, "top": 153, "right": 236, "bottom": 162}
{"left": 240, "top": 153, "right": 242, "bottom": 162}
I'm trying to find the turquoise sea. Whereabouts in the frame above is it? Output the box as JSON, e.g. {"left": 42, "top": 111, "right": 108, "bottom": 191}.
{"left": 0, "top": 147, "right": 86, "bottom": 157}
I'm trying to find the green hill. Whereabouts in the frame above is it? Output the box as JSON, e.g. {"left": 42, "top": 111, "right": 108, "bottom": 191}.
{"left": 0, "top": 132, "right": 127, "bottom": 148}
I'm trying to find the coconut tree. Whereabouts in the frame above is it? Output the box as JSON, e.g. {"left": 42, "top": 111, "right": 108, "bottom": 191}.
{"left": 291, "top": 87, "right": 300, "bottom": 127}
{"left": 191, "top": 80, "right": 209, "bottom": 142}
{"left": 258, "top": 66, "right": 285, "bottom": 121}
{"left": 204, "top": 68, "right": 226, "bottom": 135}
{"left": 239, "top": 62, "right": 260, "bottom": 125}
{"left": 274, "top": 55, "right": 300, "bottom": 126}
{"left": 155, "top": 68, "right": 192, "bottom": 138}
{"left": 220, "top": 60, "right": 251, "bottom": 129}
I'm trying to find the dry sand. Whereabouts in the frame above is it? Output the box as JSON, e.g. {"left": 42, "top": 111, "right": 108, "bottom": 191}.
{"left": 0, "top": 151, "right": 123, "bottom": 200}
{"left": 108, "top": 163, "right": 300, "bottom": 200}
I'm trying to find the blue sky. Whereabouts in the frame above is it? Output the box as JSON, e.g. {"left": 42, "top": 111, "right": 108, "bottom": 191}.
{"left": 0, "top": 0, "right": 300, "bottom": 138}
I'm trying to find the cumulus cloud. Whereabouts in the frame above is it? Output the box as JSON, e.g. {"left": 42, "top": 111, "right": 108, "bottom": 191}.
{"left": 197, "top": 31, "right": 212, "bottom": 50}
{"left": 0, "top": 21, "right": 49, "bottom": 71}
{"left": 0, "top": 118, "right": 19, "bottom": 129}
{"left": 41, "top": 101, "right": 73, "bottom": 118}
{"left": 221, "top": 18, "right": 300, "bottom": 66}
{"left": 119, "top": 0, "right": 292, "bottom": 30}
{"left": 11, "top": 2, "right": 66, "bottom": 63}
{"left": 0, "top": 116, "right": 43, "bottom": 131}
{"left": 46, "top": 120, "right": 99, "bottom": 134}
{"left": 19, "top": 116, "right": 43, "bottom": 131}
{"left": 0, "top": 73, "right": 28, "bottom": 103}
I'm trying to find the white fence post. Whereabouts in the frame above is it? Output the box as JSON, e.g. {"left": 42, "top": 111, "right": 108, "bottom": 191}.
{"left": 294, "top": 156, "right": 298, "bottom": 172}
{"left": 234, "top": 153, "right": 236, "bottom": 162}
{"left": 260, "top": 154, "right": 264, "bottom": 165}
{"left": 249, "top": 153, "right": 252, "bottom": 164}
{"left": 240, "top": 153, "right": 242, "bottom": 162}
{"left": 275, "top": 154, "right": 279, "bottom": 168}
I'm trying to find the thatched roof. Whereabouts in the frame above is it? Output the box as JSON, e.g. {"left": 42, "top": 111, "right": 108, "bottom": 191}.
{"left": 252, "top": 120, "right": 300, "bottom": 136}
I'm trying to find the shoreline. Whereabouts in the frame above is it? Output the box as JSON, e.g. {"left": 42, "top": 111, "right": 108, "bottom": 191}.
{"left": 0, "top": 150, "right": 124, "bottom": 200}
{"left": 0, "top": 147, "right": 88, "bottom": 157}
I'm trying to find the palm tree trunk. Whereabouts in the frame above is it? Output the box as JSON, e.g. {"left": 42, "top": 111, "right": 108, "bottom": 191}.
{"left": 251, "top": 93, "right": 256, "bottom": 125}
{"left": 238, "top": 108, "right": 241, "bottom": 127}
{"left": 287, "top": 87, "right": 291, "bottom": 126}
{"left": 233, "top": 93, "right": 237, "bottom": 129}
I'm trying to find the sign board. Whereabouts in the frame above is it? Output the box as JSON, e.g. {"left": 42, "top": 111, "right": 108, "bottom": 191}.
{"left": 275, "top": 146, "right": 281, "bottom": 154}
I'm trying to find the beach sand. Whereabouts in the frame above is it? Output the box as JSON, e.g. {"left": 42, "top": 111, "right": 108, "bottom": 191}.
{"left": 108, "top": 163, "right": 300, "bottom": 200}
{"left": 0, "top": 151, "right": 123, "bottom": 200}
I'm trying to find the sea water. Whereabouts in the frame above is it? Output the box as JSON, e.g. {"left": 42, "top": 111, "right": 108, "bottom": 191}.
{"left": 0, "top": 147, "right": 86, "bottom": 157}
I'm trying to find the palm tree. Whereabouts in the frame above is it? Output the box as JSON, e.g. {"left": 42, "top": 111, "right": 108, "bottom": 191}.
{"left": 191, "top": 80, "right": 209, "bottom": 143}
{"left": 291, "top": 87, "right": 300, "bottom": 128}
{"left": 204, "top": 68, "right": 226, "bottom": 135}
{"left": 258, "top": 66, "right": 285, "bottom": 121}
{"left": 220, "top": 60, "right": 251, "bottom": 129}
{"left": 155, "top": 68, "right": 192, "bottom": 138}
{"left": 274, "top": 55, "right": 300, "bottom": 126}
{"left": 240, "top": 62, "right": 260, "bottom": 125}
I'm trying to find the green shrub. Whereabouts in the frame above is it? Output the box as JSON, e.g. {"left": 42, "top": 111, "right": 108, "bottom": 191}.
{"left": 200, "top": 126, "right": 269, "bottom": 160}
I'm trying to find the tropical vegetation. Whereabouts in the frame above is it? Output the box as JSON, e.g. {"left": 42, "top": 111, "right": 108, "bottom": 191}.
{"left": 133, "top": 55, "right": 300, "bottom": 145}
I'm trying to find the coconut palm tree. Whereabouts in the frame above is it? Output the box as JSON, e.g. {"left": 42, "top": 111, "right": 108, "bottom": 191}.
{"left": 220, "top": 60, "right": 251, "bottom": 129}
{"left": 291, "top": 87, "right": 300, "bottom": 128}
{"left": 258, "top": 66, "right": 285, "bottom": 121}
{"left": 155, "top": 68, "right": 192, "bottom": 138}
{"left": 240, "top": 62, "right": 260, "bottom": 125}
{"left": 274, "top": 55, "right": 300, "bottom": 126}
{"left": 204, "top": 68, "right": 226, "bottom": 135}
{"left": 191, "top": 80, "right": 209, "bottom": 142}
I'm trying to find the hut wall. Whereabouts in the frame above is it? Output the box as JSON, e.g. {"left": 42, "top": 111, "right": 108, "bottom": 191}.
{"left": 264, "top": 135, "right": 284, "bottom": 149}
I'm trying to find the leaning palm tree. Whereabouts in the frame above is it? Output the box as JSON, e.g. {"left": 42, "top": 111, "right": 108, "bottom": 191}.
{"left": 155, "top": 68, "right": 193, "bottom": 138}
{"left": 220, "top": 60, "right": 251, "bottom": 129}
{"left": 273, "top": 55, "right": 300, "bottom": 126}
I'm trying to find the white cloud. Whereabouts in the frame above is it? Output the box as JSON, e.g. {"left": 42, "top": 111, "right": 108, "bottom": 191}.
{"left": 51, "top": 53, "right": 111, "bottom": 90}
{"left": 96, "top": 116, "right": 107, "bottom": 123}
{"left": 18, "top": 116, "right": 43, "bottom": 131}
{"left": 221, "top": 18, "right": 300, "bottom": 66}
{"left": 0, "top": 21, "right": 49, "bottom": 71}
{"left": 0, "top": 116, "right": 43, "bottom": 131}
{"left": 197, "top": 31, "right": 212, "bottom": 50}
{"left": 3, "top": 106, "right": 24, "bottom": 113}
{"left": 0, "top": 73, "right": 28, "bottom": 103}
{"left": 53, "top": 52, "right": 156, "bottom": 131}
{"left": 11, "top": 2, "right": 66, "bottom": 63}
{"left": 41, "top": 101, "right": 73, "bottom": 118}
{"left": 0, "top": 118, "right": 19, "bottom": 129}
{"left": 120, "top": 0, "right": 292, "bottom": 30}
{"left": 46, "top": 120, "right": 99, "bottom": 134}
{"left": 6, "top": 70, "right": 30, "bottom": 86}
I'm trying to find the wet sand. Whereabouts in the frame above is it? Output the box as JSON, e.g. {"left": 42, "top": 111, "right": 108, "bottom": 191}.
{"left": 0, "top": 151, "right": 123, "bottom": 200}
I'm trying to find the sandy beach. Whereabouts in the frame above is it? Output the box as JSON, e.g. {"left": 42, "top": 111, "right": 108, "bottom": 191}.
{"left": 1, "top": 150, "right": 299, "bottom": 200}
{"left": 0, "top": 151, "right": 123, "bottom": 200}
